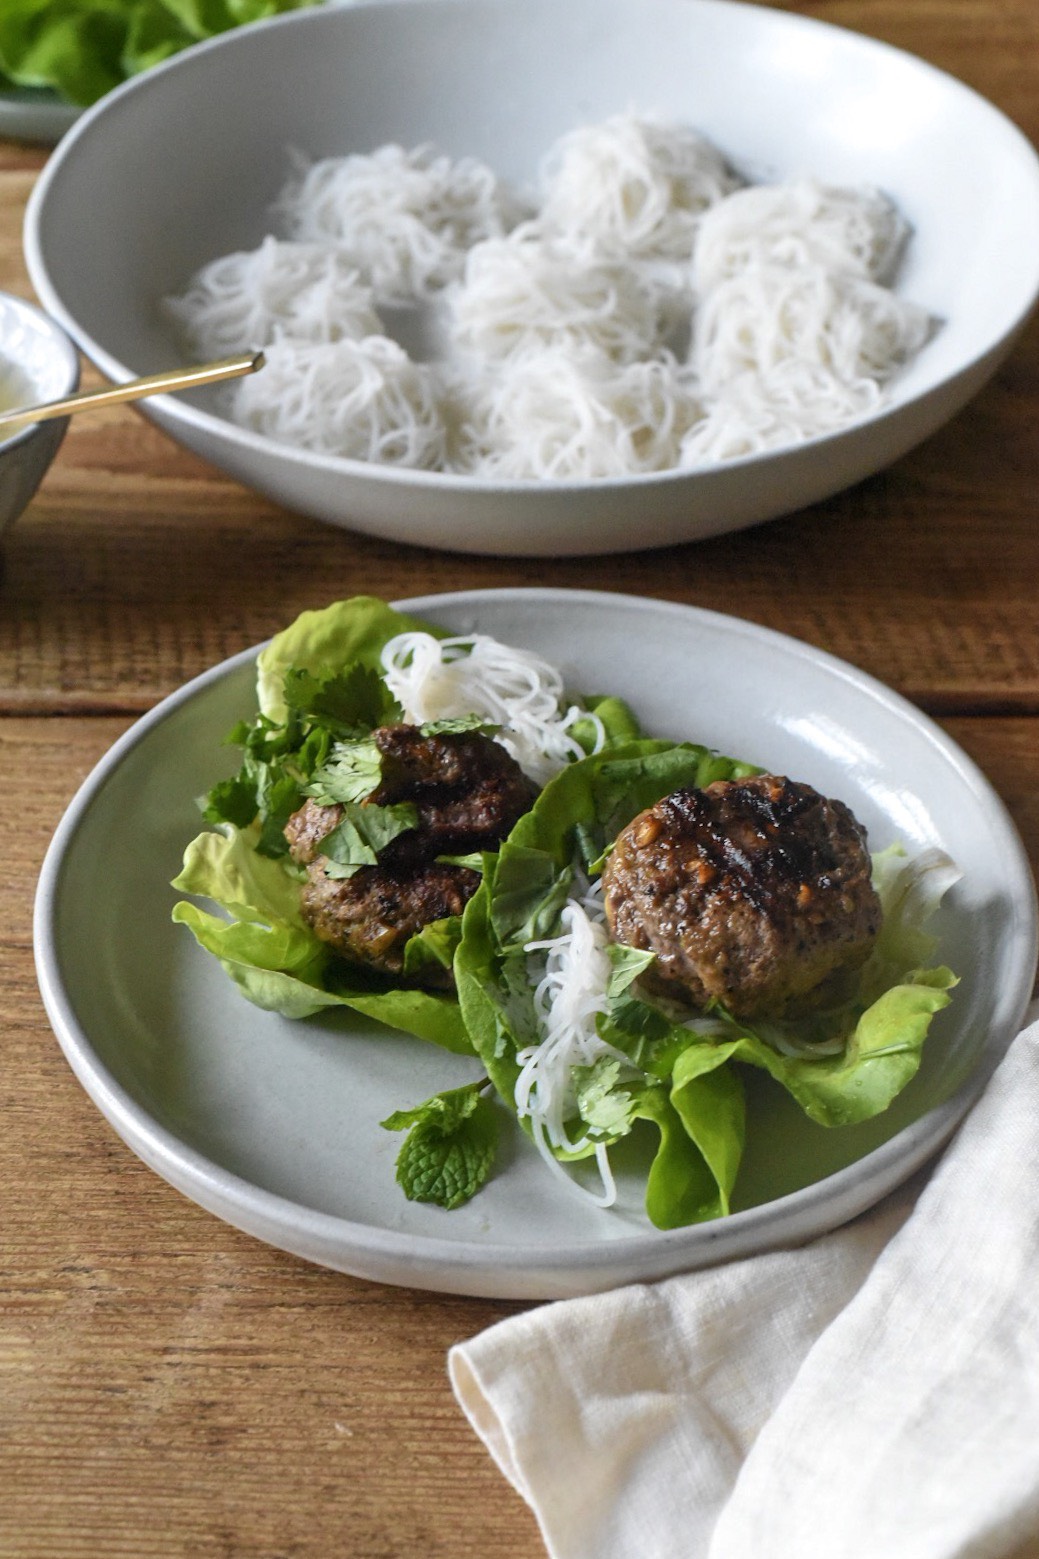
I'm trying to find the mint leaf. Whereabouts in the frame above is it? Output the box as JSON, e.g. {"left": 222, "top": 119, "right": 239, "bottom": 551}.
{"left": 382, "top": 1082, "right": 498, "bottom": 1209}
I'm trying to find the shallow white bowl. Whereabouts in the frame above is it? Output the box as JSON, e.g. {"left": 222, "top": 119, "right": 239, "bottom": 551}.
{"left": 24, "top": 0, "right": 1039, "bottom": 557}
{"left": 33, "top": 591, "right": 1039, "bottom": 1298}
{"left": 0, "top": 292, "right": 79, "bottom": 535}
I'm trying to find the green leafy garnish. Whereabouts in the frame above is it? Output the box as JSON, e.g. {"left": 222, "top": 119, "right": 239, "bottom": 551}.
{"left": 283, "top": 661, "right": 402, "bottom": 733}
{"left": 318, "top": 802, "right": 418, "bottom": 879}
{"left": 171, "top": 594, "right": 958, "bottom": 1232}
{"left": 200, "top": 599, "right": 435, "bottom": 857}
{"left": 305, "top": 737, "right": 383, "bottom": 807}
{"left": 381, "top": 1082, "right": 499, "bottom": 1209}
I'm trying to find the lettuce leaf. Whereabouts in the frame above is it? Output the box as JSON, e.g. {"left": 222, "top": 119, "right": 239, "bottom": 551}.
{"left": 455, "top": 741, "right": 759, "bottom": 1226}
{"left": 0, "top": 0, "right": 320, "bottom": 105}
{"left": 171, "top": 825, "right": 474, "bottom": 1051}
{"left": 254, "top": 595, "right": 445, "bottom": 724}
{"left": 172, "top": 594, "right": 957, "bottom": 1226}
{"left": 703, "top": 845, "right": 959, "bottom": 1127}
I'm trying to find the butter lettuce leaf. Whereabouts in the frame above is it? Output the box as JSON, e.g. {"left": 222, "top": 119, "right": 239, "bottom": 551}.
{"left": 172, "top": 824, "right": 474, "bottom": 1052}
{"left": 254, "top": 595, "right": 443, "bottom": 724}
{"left": 455, "top": 741, "right": 757, "bottom": 1227}
{"left": 707, "top": 845, "right": 960, "bottom": 1126}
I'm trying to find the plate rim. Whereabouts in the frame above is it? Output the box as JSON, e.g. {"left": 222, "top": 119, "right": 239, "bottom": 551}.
{"left": 33, "top": 588, "right": 1039, "bottom": 1295}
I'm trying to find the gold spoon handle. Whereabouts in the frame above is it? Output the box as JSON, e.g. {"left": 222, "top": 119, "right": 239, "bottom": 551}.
{"left": 0, "top": 350, "right": 264, "bottom": 433}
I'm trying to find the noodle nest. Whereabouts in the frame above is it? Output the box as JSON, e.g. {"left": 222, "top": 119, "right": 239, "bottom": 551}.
{"left": 164, "top": 112, "right": 935, "bottom": 481}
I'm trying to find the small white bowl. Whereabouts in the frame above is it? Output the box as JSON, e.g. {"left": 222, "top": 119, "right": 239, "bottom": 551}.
{"left": 23, "top": 0, "right": 1039, "bottom": 557}
{"left": 0, "top": 292, "right": 79, "bottom": 535}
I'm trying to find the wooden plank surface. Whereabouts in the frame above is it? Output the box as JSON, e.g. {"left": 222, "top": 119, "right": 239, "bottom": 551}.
{"left": 2, "top": 1, "right": 1039, "bottom": 1553}
{"left": 1, "top": 355, "right": 1037, "bottom": 714}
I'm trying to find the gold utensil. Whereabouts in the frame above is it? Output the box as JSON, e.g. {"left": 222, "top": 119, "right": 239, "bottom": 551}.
{"left": 0, "top": 350, "right": 264, "bottom": 435}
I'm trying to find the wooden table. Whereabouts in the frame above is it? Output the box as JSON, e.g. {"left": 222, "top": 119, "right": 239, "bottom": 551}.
{"left": 2, "top": 4, "right": 1037, "bottom": 1552}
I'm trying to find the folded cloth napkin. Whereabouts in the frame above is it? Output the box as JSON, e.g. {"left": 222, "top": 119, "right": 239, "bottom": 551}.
{"left": 449, "top": 1013, "right": 1039, "bottom": 1559}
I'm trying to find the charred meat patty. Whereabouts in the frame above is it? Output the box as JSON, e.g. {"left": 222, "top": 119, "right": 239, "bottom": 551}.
{"left": 601, "top": 774, "right": 881, "bottom": 1018}
{"left": 284, "top": 724, "right": 537, "bottom": 980}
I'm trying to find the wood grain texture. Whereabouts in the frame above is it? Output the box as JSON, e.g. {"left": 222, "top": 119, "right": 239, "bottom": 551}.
{"left": 2, "top": 323, "right": 1038, "bottom": 714}
{"left": 3, "top": 3, "right": 1039, "bottom": 1552}
{"left": 2, "top": 715, "right": 1037, "bottom": 1558}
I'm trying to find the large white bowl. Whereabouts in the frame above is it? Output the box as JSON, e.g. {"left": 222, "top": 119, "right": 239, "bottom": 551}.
{"left": 23, "top": 0, "right": 1039, "bottom": 557}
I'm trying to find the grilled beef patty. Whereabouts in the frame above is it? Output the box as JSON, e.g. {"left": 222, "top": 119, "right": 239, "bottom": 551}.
{"left": 284, "top": 723, "right": 536, "bottom": 981}
{"left": 601, "top": 774, "right": 881, "bottom": 1018}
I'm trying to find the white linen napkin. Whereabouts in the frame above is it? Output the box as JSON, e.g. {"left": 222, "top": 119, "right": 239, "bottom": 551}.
{"left": 449, "top": 1013, "right": 1039, "bottom": 1559}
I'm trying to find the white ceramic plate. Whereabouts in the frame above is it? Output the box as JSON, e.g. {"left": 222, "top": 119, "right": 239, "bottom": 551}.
{"left": 34, "top": 591, "right": 1038, "bottom": 1298}
{"left": 24, "top": 0, "right": 1039, "bottom": 556}
{"left": 0, "top": 86, "right": 79, "bottom": 145}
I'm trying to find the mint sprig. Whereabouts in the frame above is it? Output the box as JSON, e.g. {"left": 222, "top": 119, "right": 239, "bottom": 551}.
{"left": 381, "top": 1081, "right": 498, "bottom": 1209}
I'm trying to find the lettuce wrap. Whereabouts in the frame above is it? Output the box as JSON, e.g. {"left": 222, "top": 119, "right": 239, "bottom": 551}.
{"left": 171, "top": 595, "right": 639, "bottom": 1057}
{"left": 451, "top": 745, "right": 957, "bottom": 1228}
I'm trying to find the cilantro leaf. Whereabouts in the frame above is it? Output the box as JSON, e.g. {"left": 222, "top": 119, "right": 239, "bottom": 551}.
{"left": 319, "top": 802, "right": 418, "bottom": 878}
{"left": 283, "top": 662, "right": 402, "bottom": 732}
{"left": 201, "top": 773, "right": 260, "bottom": 829}
{"left": 573, "top": 1056, "right": 643, "bottom": 1138}
{"left": 381, "top": 1082, "right": 499, "bottom": 1209}
{"left": 255, "top": 770, "right": 307, "bottom": 859}
{"left": 306, "top": 737, "right": 382, "bottom": 806}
